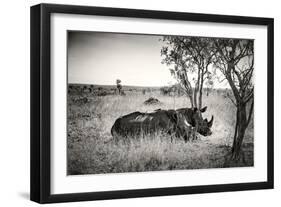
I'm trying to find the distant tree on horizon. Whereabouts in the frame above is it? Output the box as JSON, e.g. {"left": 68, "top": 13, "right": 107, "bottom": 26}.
{"left": 116, "top": 79, "right": 122, "bottom": 94}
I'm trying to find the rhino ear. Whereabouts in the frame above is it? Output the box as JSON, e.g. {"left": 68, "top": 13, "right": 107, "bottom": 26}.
{"left": 200, "top": 106, "right": 207, "bottom": 113}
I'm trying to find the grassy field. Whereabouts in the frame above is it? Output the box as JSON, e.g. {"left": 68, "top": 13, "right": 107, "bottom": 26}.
{"left": 67, "top": 85, "right": 254, "bottom": 175}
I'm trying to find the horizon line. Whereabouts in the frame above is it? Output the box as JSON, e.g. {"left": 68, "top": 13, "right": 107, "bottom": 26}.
{"left": 68, "top": 82, "right": 231, "bottom": 89}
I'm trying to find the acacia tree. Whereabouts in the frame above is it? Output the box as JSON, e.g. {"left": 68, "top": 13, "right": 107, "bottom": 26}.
{"left": 116, "top": 79, "right": 122, "bottom": 94}
{"left": 213, "top": 39, "right": 254, "bottom": 160}
{"left": 161, "top": 36, "right": 215, "bottom": 109}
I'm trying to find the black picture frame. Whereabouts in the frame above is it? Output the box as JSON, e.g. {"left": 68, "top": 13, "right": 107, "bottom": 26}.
{"left": 30, "top": 3, "right": 274, "bottom": 204}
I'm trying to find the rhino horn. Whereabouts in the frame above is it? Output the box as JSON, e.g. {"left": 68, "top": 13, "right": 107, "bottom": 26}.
{"left": 208, "top": 115, "right": 214, "bottom": 127}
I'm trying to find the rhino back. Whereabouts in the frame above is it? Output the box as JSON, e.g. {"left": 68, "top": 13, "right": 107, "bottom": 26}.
{"left": 111, "top": 110, "right": 176, "bottom": 137}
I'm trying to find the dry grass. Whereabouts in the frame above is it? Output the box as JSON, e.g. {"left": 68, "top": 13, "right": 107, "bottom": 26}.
{"left": 67, "top": 89, "right": 253, "bottom": 175}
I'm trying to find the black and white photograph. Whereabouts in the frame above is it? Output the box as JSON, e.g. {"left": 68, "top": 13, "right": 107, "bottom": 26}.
{"left": 67, "top": 31, "right": 254, "bottom": 175}
{"left": 28, "top": 2, "right": 274, "bottom": 204}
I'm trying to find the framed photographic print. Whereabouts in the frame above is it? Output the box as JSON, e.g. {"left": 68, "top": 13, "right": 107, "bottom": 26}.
{"left": 30, "top": 3, "right": 274, "bottom": 203}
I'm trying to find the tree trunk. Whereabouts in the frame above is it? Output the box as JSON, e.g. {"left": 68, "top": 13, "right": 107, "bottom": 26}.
{"left": 193, "top": 88, "right": 198, "bottom": 108}
{"left": 198, "top": 68, "right": 204, "bottom": 109}
{"left": 188, "top": 94, "right": 194, "bottom": 108}
{"left": 198, "top": 81, "right": 203, "bottom": 109}
{"left": 231, "top": 103, "right": 247, "bottom": 160}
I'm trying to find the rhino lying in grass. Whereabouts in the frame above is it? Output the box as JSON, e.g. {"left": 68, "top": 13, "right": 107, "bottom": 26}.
{"left": 111, "top": 107, "right": 214, "bottom": 142}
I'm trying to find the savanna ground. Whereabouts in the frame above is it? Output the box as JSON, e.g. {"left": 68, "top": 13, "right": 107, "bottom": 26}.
{"left": 67, "top": 85, "right": 253, "bottom": 175}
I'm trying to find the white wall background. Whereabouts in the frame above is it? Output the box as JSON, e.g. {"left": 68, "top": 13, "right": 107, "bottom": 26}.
{"left": 0, "top": 0, "right": 279, "bottom": 206}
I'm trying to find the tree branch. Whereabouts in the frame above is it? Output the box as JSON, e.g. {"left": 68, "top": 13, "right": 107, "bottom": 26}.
{"left": 244, "top": 88, "right": 254, "bottom": 103}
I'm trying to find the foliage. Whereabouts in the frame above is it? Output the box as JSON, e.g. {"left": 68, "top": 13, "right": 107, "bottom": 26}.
{"left": 161, "top": 36, "right": 254, "bottom": 160}
{"left": 161, "top": 36, "right": 216, "bottom": 109}
{"left": 213, "top": 39, "right": 254, "bottom": 159}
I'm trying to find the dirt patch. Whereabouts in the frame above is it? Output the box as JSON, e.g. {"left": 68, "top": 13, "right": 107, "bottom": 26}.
{"left": 144, "top": 97, "right": 161, "bottom": 105}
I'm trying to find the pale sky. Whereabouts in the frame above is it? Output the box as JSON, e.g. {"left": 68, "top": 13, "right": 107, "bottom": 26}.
{"left": 67, "top": 31, "right": 229, "bottom": 88}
